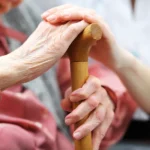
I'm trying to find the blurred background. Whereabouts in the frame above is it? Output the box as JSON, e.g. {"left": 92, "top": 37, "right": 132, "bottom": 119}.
{"left": 2, "top": 0, "right": 150, "bottom": 149}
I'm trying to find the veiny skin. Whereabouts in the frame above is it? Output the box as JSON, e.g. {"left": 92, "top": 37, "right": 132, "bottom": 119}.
{"left": 62, "top": 75, "right": 114, "bottom": 150}
{"left": 42, "top": 4, "right": 127, "bottom": 71}
{"left": 0, "top": 4, "right": 115, "bottom": 150}
{"left": 0, "top": 20, "right": 88, "bottom": 89}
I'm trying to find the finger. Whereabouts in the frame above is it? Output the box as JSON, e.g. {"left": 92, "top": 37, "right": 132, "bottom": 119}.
{"left": 62, "top": 20, "right": 88, "bottom": 46}
{"left": 70, "top": 75, "right": 101, "bottom": 102}
{"left": 83, "top": 13, "right": 101, "bottom": 24}
{"left": 61, "top": 98, "right": 72, "bottom": 112}
{"left": 64, "top": 87, "right": 72, "bottom": 98}
{"left": 39, "top": 20, "right": 88, "bottom": 61}
{"left": 92, "top": 110, "right": 114, "bottom": 150}
{"left": 84, "top": 14, "right": 115, "bottom": 40}
{"left": 46, "top": 8, "right": 96, "bottom": 24}
{"left": 72, "top": 105, "right": 106, "bottom": 140}
{"left": 46, "top": 7, "right": 82, "bottom": 23}
{"left": 41, "top": 4, "right": 73, "bottom": 19}
{"left": 65, "top": 90, "right": 103, "bottom": 125}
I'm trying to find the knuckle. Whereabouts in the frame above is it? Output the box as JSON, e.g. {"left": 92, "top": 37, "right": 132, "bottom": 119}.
{"left": 78, "top": 90, "right": 88, "bottom": 99}
{"left": 64, "top": 23, "right": 79, "bottom": 41}
{"left": 56, "top": 12, "right": 63, "bottom": 18}
{"left": 107, "top": 111, "right": 115, "bottom": 121}
{"left": 83, "top": 126, "right": 91, "bottom": 134}
{"left": 96, "top": 107, "right": 106, "bottom": 122}
{"left": 101, "top": 88, "right": 107, "bottom": 97}
{"left": 89, "top": 76, "right": 101, "bottom": 89}
{"left": 99, "top": 133, "right": 105, "bottom": 140}
{"left": 69, "top": 25, "right": 78, "bottom": 35}
{"left": 93, "top": 81, "right": 101, "bottom": 89}
{"left": 79, "top": 127, "right": 90, "bottom": 138}
{"left": 72, "top": 113, "right": 81, "bottom": 121}
{"left": 87, "top": 96, "right": 99, "bottom": 109}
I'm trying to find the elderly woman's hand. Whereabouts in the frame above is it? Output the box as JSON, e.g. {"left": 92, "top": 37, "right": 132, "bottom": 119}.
{"left": 0, "top": 20, "right": 88, "bottom": 90}
{"left": 42, "top": 5, "right": 129, "bottom": 71}
{"left": 61, "top": 75, "right": 115, "bottom": 150}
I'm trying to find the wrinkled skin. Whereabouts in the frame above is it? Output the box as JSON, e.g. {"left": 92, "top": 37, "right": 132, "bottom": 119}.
{"left": 42, "top": 5, "right": 116, "bottom": 150}
{"left": 62, "top": 75, "right": 114, "bottom": 150}
{"left": 1, "top": 20, "right": 88, "bottom": 89}
{"left": 0, "top": 4, "right": 115, "bottom": 150}
{"left": 42, "top": 4, "right": 127, "bottom": 71}
{"left": 0, "top": 0, "right": 22, "bottom": 13}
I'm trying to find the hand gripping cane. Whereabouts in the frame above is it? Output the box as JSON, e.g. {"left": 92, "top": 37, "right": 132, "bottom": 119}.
{"left": 68, "top": 23, "right": 102, "bottom": 150}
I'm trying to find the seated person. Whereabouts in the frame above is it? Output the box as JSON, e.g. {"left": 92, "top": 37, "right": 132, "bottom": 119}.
{"left": 0, "top": 1, "right": 115, "bottom": 150}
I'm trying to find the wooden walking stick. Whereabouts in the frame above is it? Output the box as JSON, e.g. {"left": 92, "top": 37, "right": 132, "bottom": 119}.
{"left": 68, "top": 23, "right": 102, "bottom": 150}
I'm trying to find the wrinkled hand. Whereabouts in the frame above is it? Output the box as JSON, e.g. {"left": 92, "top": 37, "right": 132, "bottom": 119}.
{"left": 61, "top": 76, "right": 114, "bottom": 150}
{"left": 42, "top": 4, "right": 123, "bottom": 70}
{"left": 2, "top": 20, "right": 88, "bottom": 89}
{"left": 0, "top": 0, "right": 22, "bottom": 14}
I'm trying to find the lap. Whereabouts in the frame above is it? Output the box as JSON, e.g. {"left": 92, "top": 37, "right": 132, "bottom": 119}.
{"left": 0, "top": 123, "right": 35, "bottom": 150}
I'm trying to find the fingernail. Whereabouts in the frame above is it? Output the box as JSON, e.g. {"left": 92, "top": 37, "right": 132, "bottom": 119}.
{"left": 41, "top": 12, "right": 49, "bottom": 18}
{"left": 73, "top": 132, "right": 81, "bottom": 139}
{"left": 65, "top": 118, "right": 72, "bottom": 125}
{"left": 65, "top": 114, "right": 71, "bottom": 119}
{"left": 47, "top": 15, "right": 57, "bottom": 22}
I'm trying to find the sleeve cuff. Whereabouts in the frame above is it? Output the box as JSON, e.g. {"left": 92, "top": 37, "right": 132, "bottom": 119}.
{"left": 102, "top": 85, "right": 118, "bottom": 111}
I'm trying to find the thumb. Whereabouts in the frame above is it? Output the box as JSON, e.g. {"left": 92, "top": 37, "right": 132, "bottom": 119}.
{"left": 61, "top": 98, "right": 72, "bottom": 112}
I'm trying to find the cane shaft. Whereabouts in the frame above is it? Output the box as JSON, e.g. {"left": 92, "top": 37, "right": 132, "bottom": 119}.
{"left": 68, "top": 23, "right": 102, "bottom": 150}
{"left": 71, "top": 62, "right": 92, "bottom": 150}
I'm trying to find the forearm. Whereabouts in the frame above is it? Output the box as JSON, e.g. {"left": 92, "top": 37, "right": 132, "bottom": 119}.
{"left": 114, "top": 49, "right": 150, "bottom": 113}
{"left": 0, "top": 51, "right": 29, "bottom": 90}
{"left": 0, "top": 55, "right": 18, "bottom": 90}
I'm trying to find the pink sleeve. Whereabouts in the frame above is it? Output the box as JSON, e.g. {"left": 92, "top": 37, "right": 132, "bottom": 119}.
{"left": 57, "top": 58, "right": 137, "bottom": 149}
{"left": 0, "top": 124, "right": 35, "bottom": 150}
{"left": 0, "top": 88, "right": 73, "bottom": 150}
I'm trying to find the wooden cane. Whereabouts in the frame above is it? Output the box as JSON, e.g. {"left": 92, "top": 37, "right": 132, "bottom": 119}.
{"left": 68, "top": 23, "right": 102, "bottom": 150}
